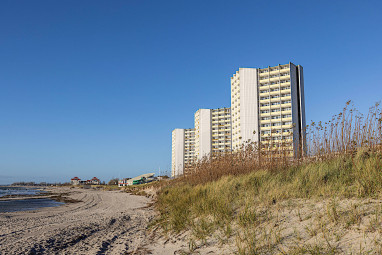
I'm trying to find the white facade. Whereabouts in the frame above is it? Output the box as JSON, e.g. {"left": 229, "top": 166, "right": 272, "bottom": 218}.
{"left": 171, "top": 129, "right": 185, "bottom": 177}
{"left": 195, "top": 109, "right": 212, "bottom": 159}
{"left": 231, "top": 68, "right": 259, "bottom": 150}
{"left": 171, "top": 128, "right": 195, "bottom": 177}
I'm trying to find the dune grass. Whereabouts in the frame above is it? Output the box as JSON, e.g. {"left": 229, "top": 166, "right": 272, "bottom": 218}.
{"left": 156, "top": 149, "right": 382, "bottom": 230}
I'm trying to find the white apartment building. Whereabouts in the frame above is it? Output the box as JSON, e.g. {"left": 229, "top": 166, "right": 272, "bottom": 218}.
{"left": 231, "top": 62, "right": 306, "bottom": 156}
{"left": 172, "top": 62, "right": 306, "bottom": 177}
{"left": 171, "top": 128, "right": 195, "bottom": 177}
{"left": 194, "top": 108, "right": 231, "bottom": 159}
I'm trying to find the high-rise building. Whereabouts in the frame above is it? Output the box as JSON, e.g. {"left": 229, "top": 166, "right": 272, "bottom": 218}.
{"left": 194, "top": 108, "right": 232, "bottom": 159}
{"left": 171, "top": 62, "right": 306, "bottom": 177}
{"left": 231, "top": 62, "right": 306, "bottom": 156}
{"left": 171, "top": 128, "right": 195, "bottom": 177}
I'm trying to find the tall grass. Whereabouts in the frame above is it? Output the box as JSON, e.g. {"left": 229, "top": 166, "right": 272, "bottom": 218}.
{"left": 180, "top": 101, "right": 382, "bottom": 185}
{"left": 308, "top": 101, "right": 382, "bottom": 158}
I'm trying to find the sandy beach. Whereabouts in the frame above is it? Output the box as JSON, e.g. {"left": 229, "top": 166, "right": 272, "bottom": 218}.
{"left": 0, "top": 187, "right": 155, "bottom": 254}
{"left": 4, "top": 187, "right": 382, "bottom": 254}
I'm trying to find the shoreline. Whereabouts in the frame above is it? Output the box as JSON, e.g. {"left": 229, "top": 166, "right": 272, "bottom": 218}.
{"left": 0, "top": 188, "right": 80, "bottom": 204}
{"left": 0, "top": 187, "right": 156, "bottom": 254}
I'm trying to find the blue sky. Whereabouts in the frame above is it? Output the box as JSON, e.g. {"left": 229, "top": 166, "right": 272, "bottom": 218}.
{"left": 1, "top": 0, "right": 381, "bottom": 184}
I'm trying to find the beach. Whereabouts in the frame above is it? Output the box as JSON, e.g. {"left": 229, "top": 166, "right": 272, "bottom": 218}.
{"left": 0, "top": 187, "right": 155, "bottom": 254}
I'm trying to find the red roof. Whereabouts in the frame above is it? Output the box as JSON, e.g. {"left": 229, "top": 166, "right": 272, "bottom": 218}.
{"left": 71, "top": 177, "right": 80, "bottom": 180}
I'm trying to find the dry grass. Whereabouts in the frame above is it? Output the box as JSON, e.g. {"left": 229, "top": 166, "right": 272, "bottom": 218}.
{"left": 153, "top": 102, "right": 382, "bottom": 254}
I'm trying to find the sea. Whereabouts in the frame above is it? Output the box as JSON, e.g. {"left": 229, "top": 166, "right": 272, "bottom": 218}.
{"left": 0, "top": 186, "right": 64, "bottom": 213}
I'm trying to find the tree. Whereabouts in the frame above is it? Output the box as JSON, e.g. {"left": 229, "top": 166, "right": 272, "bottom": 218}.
{"left": 108, "top": 178, "right": 119, "bottom": 185}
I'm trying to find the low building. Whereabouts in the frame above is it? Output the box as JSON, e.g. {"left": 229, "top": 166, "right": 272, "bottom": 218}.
{"left": 88, "top": 177, "right": 100, "bottom": 185}
{"left": 71, "top": 177, "right": 81, "bottom": 185}
{"left": 70, "top": 176, "right": 101, "bottom": 185}
{"left": 118, "top": 178, "right": 131, "bottom": 187}
{"left": 118, "top": 173, "right": 156, "bottom": 187}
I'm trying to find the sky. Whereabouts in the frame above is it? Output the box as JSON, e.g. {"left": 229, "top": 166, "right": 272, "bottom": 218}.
{"left": 1, "top": 0, "right": 381, "bottom": 184}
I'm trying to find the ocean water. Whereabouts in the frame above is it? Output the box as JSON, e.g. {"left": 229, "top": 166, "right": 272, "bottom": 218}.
{"left": 0, "top": 187, "right": 63, "bottom": 213}
{"left": 0, "top": 199, "right": 64, "bottom": 213}
{"left": 0, "top": 186, "right": 42, "bottom": 197}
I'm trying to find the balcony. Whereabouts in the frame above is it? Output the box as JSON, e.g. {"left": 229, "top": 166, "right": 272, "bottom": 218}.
{"left": 270, "top": 96, "right": 281, "bottom": 101}
{"left": 270, "top": 106, "right": 281, "bottom": 111}
{"left": 282, "top": 116, "right": 292, "bottom": 121}
{"left": 260, "top": 105, "right": 270, "bottom": 109}
{"left": 280, "top": 67, "right": 290, "bottom": 73}
{"left": 269, "top": 69, "right": 280, "bottom": 75}
{"left": 280, "top": 81, "right": 290, "bottom": 86}
{"left": 281, "top": 124, "right": 293, "bottom": 129}
{"left": 269, "top": 90, "right": 280, "bottom": 95}
{"left": 269, "top": 76, "right": 280, "bottom": 82}
{"left": 269, "top": 84, "right": 280, "bottom": 90}
{"left": 281, "top": 95, "right": 291, "bottom": 101}
{"left": 281, "top": 86, "right": 291, "bottom": 91}
{"left": 281, "top": 110, "right": 292, "bottom": 115}
{"left": 270, "top": 110, "right": 281, "bottom": 116}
